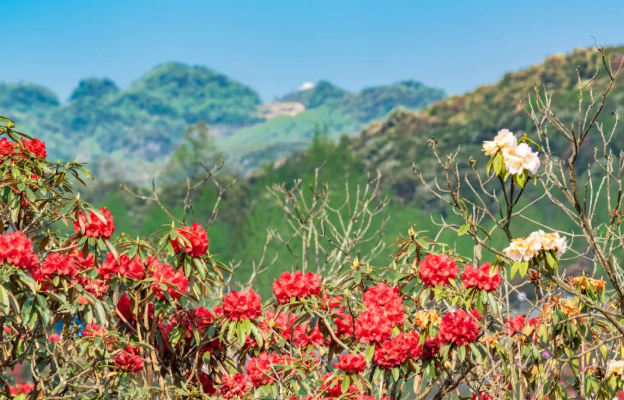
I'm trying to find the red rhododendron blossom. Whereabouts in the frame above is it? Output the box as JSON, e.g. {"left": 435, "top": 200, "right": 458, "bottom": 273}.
{"left": 334, "top": 353, "right": 367, "bottom": 373}
{"left": 114, "top": 345, "right": 144, "bottom": 373}
{"left": 82, "top": 323, "right": 107, "bottom": 339}
{"left": 355, "top": 309, "right": 393, "bottom": 344}
{"left": 373, "top": 333, "right": 412, "bottom": 368}
{"left": 9, "top": 383, "right": 35, "bottom": 395}
{"left": 187, "top": 372, "right": 217, "bottom": 395}
{"left": 334, "top": 308, "right": 355, "bottom": 337}
{"left": 419, "top": 253, "right": 458, "bottom": 287}
{"left": 406, "top": 331, "right": 422, "bottom": 360}
{"left": 504, "top": 314, "right": 526, "bottom": 337}
{"left": 97, "top": 253, "right": 146, "bottom": 281}
{"left": 273, "top": 270, "right": 322, "bottom": 303}
{"left": 0, "top": 137, "right": 16, "bottom": 158}
{"left": 34, "top": 253, "right": 78, "bottom": 282}
{"left": 21, "top": 137, "right": 47, "bottom": 158}
{"left": 470, "top": 308, "right": 483, "bottom": 322}
{"left": 322, "top": 372, "right": 363, "bottom": 397}
{"left": 321, "top": 292, "right": 343, "bottom": 310}
{"left": 472, "top": 394, "right": 494, "bottom": 400}
{"left": 439, "top": 309, "right": 480, "bottom": 346}
{"left": 362, "top": 282, "right": 404, "bottom": 327}
{"left": 148, "top": 260, "right": 188, "bottom": 301}
{"left": 48, "top": 333, "right": 61, "bottom": 343}
{"left": 420, "top": 336, "right": 441, "bottom": 360}
{"left": 293, "top": 324, "right": 326, "bottom": 348}
{"left": 223, "top": 289, "right": 262, "bottom": 321}
{"left": 220, "top": 373, "right": 251, "bottom": 399}
{"left": 73, "top": 207, "right": 115, "bottom": 239}
{"left": 170, "top": 222, "right": 209, "bottom": 257}
{"left": 117, "top": 293, "right": 154, "bottom": 323}
{"left": 462, "top": 263, "right": 502, "bottom": 292}
{"left": 247, "top": 352, "right": 280, "bottom": 387}
{"left": 84, "top": 279, "right": 109, "bottom": 299}
{"left": 0, "top": 231, "right": 39, "bottom": 271}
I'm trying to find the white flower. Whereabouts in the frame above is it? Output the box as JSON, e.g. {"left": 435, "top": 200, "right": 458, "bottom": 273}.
{"left": 504, "top": 235, "right": 541, "bottom": 262}
{"left": 503, "top": 143, "right": 541, "bottom": 175}
{"left": 483, "top": 129, "right": 517, "bottom": 156}
{"left": 539, "top": 232, "right": 567, "bottom": 257}
{"left": 607, "top": 360, "right": 624, "bottom": 377}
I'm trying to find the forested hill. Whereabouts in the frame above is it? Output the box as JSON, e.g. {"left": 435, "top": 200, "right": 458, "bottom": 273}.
{"left": 0, "top": 64, "right": 445, "bottom": 176}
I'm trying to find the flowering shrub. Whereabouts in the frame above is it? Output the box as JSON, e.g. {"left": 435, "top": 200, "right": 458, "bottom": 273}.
{"left": 1, "top": 48, "right": 624, "bottom": 400}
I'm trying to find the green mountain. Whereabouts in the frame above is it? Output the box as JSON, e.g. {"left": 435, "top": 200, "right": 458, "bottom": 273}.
{"left": 1, "top": 65, "right": 445, "bottom": 176}
{"left": 219, "top": 80, "right": 446, "bottom": 171}
{"left": 1, "top": 63, "right": 262, "bottom": 162}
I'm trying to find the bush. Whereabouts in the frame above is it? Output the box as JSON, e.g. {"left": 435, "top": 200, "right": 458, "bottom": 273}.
{"left": 1, "top": 47, "right": 624, "bottom": 400}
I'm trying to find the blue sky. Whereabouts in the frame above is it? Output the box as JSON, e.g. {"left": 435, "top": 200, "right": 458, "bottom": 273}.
{"left": 1, "top": 0, "right": 622, "bottom": 102}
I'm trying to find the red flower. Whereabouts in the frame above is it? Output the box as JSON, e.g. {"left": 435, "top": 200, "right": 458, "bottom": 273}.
{"left": 293, "top": 324, "right": 326, "bottom": 348}
{"left": 34, "top": 253, "right": 78, "bottom": 283}
{"left": 321, "top": 372, "right": 362, "bottom": 397}
{"left": 82, "top": 323, "right": 107, "bottom": 339}
{"left": 22, "top": 138, "right": 47, "bottom": 158}
{"left": 148, "top": 259, "right": 188, "bottom": 301}
{"left": 187, "top": 371, "right": 217, "bottom": 395}
{"left": 334, "top": 353, "right": 367, "bottom": 373}
{"left": 84, "top": 279, "right": 109, "bottom": 299}
{"left": 419, "top": 253, "right": 458, "bottom": 287}
{"left": 0, "top": 137, "right": 16, "bottom": 159}
{"left": 470, "top": 308, "right": 483, "bottom": 322}
{"left": 472, "top": 394, "right": 494, "bottom": 400}
{"left": 170, "top": 223, "right": 209, "bottom": 257}
{"left": 116, "top": 293, "right": 154, "bottom": 323}
{"left": 9, "top": 383, "right": 35, "bottom": 395}
{"left": 504, "top": 314, "right": 526, "bottom": 337}
{"left": 73, "top": 207, "right": 115, "bottom": 239}
{"left": 439, "top": 309, "right": 480, "bottom": 346}
{"left": 362, "top": 283, "right": 404, "bottom": 327}
{"left": 223, "top": 289, "right": 262, "bottom": 321}
{"left": 220, "top": 373, "right": 251, "bottom": 399}
{"left": 406, "top": 331, "right": 422, "bottom": 360}
{"left": 373, "top": 333, "right": 412, "bottom": 368}
{"left": 246, "top": 352, "right": 279, "bottom": 387}
{"left": 273, "top": 270, "right": 321, "bottom": 303}
{"left": 0, "top": 231, "right": 39, "bottom": 271}
{"left": 333, "top": 308, "right": 355, "bottom": 338}
{"left": 48, "top": 333, "right": 61, "bottom": 343}
{"left": 321, "top": 292, "right": 343, "bottom": 310}
{"left": 114, "top": 345, "right": 144, "bottom": 373}
{"left": 462, "top": 263, "right": 501, "bottom": 292}
{"left": 355, "top": 309, "right": 393, "bottom": 344}
{"left": 420, "top": 336, "right": 441, "bottom": 360}
{"left": 97, "top": 253, "right": 146, "bottom": 281}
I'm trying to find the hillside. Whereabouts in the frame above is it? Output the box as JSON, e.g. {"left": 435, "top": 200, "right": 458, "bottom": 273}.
{"left": 219, "top": 80, "right": 446, "bottom": 171}
{"left": 0, "top": 63, "right": 263, "bottom": 163}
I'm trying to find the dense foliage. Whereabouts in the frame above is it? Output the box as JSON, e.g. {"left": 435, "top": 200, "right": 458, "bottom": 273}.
{"left": 2, "top": 46, "right": 624, "bottom": 400}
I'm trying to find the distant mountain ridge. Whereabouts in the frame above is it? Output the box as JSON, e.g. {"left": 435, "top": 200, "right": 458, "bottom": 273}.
{"left": 0, "top": 62, "right": 445, "bottom": 174}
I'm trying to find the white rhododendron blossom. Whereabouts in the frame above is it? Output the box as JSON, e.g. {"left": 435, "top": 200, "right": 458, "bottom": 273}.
{"left": 504, "top": 230, "right": 567, "bottom": 261}
{"left": 504, "top": 235, "right": 542, "bottom": 262}
{"left": 482, "top": 129, "right": 517, "bottom": 156}
{"left": 503, "top": 142, "right": 541, "bottom": 175}
{"left": 608, "top": 360, "right": 624, "bottom": 378}
{"left": 539, "top": 231, "right": 567, "bottom": 257}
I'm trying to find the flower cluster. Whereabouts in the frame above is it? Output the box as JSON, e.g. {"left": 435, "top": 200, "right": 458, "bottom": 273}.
{"left": 223, "top": 289, "right": 262, "bottom": 321}
{"left": 373, "top": 332, "right": 421, "bottom": 369}
{"left": 97, "top": 253, "right": 146, "bottom": 280}
{"left": 504, "top": 230, "right": 567, "bottom": 262}
{"left": 113, "top": 345, "right": 144, "bottom": 373}
{"left": 273, "top": 270, "right": 321, "bottom": 303}
{"left": 482, "top": 129, "right": 540, "bottom": 175}
{"left": 220, "top": 373, "right": 251, "bottom": 399}
{"left": 439, "top": 309, "right": 480, "bottom": 346}
{"left": 73, "top": 207, "right": 115, "bottom": 239}
{"left": 419, "top": 253, "right": 458, "bottom": 287}
{"left": 0, "top": 231, "right": 39, "bottom": 271}
{"left": 334, "top": 353, "right": 367, "bottom": 373}
{"left": 355, "top": 283, "right": 404, "bottom": 344}
{"left": 170, "top": 222, "right": 209, "bottom": 257}
{"left": 246, "top": 352, "right": 282, "bottom": 387}
{"left": 461, "top": 263, "right": 502, "bottom": 291}
{"left": 34, "top": 253, "right": 78, "bottom": 283}
{"left": 147, "top": 259, "right": 188, "bottom": 301}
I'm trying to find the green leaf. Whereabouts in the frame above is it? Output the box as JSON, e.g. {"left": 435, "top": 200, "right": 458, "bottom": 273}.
{"left": 493, "top": 153, "right": 503, "bottom": 176}
{"left": 457, "top": 224, "right": 470, "bottom": 236}
{"left": 341, "top": 375, "right": 350, "bottom": 393}
{"left": 545, "top": 250, "right": 557, "bottom": 268}
{"left": 365, "top": 344, "right": 375, "bottom": 363}
{"left": 21, "top": 296, "right": 38, "bottom": 328}
{"left": 237, "top": 322, "right": 246, "bottom": 347}
{"left": 519, "top": 261, "right": 529, "bottom": 278}
{"left": 391, "top": 366, "right": 400, "bottom": 381}
{"left": 457, "top": 345, "right": 466, "bottom": 362}
{"left": 0, "top": 285, "right": 10, "bottom": 314}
